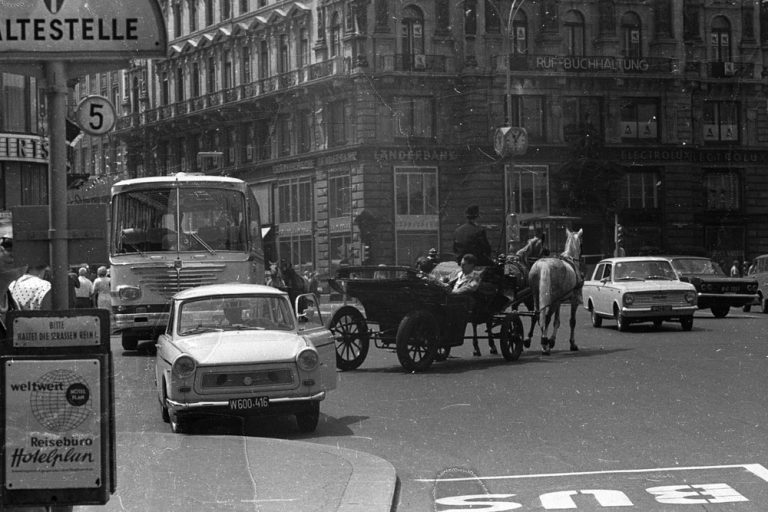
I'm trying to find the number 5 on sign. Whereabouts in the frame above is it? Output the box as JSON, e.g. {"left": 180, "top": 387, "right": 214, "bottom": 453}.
{"left": 75, "top": 95, "right": 116, "bottom": 137}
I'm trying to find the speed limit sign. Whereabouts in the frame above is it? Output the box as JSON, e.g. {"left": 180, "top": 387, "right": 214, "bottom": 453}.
{"left": 75, "top": 95, "right": 116, "bottom": 136}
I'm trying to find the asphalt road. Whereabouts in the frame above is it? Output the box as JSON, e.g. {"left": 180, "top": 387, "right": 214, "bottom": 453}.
{"left": 113, "top": 306, "right": 768, "bottom": 511}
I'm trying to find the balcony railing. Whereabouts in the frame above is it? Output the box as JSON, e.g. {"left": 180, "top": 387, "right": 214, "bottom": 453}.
{"left": 375, "top": 54, "right": 455, "bottom": 73}
{"left": 494, "top": 54, "right": 678, "bottom": 74}
{"left": 111, "top": 56, "right": 351, "bottom": 131}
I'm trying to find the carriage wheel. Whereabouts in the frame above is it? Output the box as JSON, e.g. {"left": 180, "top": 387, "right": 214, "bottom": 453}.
{"left": 435, "top": 346, "right": 451, "bottom": 362}
{"left": 499, "top": 313, "right": 525, "bottom": 362}
{"left": 327, "top": 306, "right": 369, "bottom": 371}
{"left": 396, "top": 311, "right": 438, "bottom": 372}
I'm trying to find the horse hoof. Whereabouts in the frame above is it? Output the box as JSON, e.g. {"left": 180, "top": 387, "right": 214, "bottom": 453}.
{"left": 570, "top": 344, "right": 579, "bottom": 352}
{"left": 473, "top": 350, "right": 481, "bottom": 357}
{"left": 489, "top": 347, "right": 498, "bottom": 355}
{"left": 523, "top": 338, "right": 531, "bottom": 348}
{"left": 541, "top": 350, "right": 551, "bottom": 356}
{"left": 549, "top": 340, "right": 556, "bottom": 349}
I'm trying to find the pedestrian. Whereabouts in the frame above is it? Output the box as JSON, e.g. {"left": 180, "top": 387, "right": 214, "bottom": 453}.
{"left": 730, "top": 259, "right": 740, "bottom": 277}
{"left": 92, "top": 266, "right": 111, "bottom": 310}
{"left": 453, "top": 205, "right": 493, "bottom": 266}
{"left": 9, "top": 264, "right": 52, "bottom": 311}
{"left": 0, "top": 236, "right": 22, "bottom": 337}
{"left": 68, "top": 267, "right": 80, "bottom": 309}
{"left": 75, "top": 267, "right": 94, "bottom": 308}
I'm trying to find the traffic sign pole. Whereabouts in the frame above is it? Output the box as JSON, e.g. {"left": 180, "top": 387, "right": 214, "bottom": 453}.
{"left": 45, "top": 61, "right": 70, "bottom": 311}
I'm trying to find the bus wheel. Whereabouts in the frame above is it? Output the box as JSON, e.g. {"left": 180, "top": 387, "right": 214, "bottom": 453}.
{"left": 121, "top": 333, "right": 139, "bottom": 351}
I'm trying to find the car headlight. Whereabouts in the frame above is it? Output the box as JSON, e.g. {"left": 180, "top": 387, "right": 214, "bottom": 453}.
{"left": 172, "top": 355, "right": 196, "bottom": 378}
{"left": 700, "top": 283, "right": 710, "bottom": 292}
{"left": 685, "top": 291, "right": 697, "bottom": 304}
{"left": 622, "top": 293, "right": 635, "bottom": 306}
{"left": 297, "top": 348, "right": 319, "bottom": 371}
{"left": 748, "top": 283, "right": 758, "bottom": 292}
{"left": 118, "top": 285, "right": 141, "bottom": 301}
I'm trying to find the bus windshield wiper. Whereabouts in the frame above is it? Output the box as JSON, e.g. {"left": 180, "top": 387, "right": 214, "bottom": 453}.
{"left": 188, "top": 231, "right": 216, "bottom": 255}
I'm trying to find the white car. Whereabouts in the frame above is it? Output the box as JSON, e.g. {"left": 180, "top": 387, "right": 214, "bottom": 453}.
{"left": 155, "top": 283, "right": 336, "bottom": 433}
{"left": 582, "top": 257, "right": 698, "bottom": 331}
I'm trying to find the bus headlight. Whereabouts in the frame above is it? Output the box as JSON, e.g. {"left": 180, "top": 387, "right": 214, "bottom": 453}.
{"left": 118, "top": 285, "right": 141, "bottom": 301}
{"left": 297, "top": 349, "right": 319, "bottom": 371}
{"left": 172, "top": 355, "right": 196, "bottom": 379}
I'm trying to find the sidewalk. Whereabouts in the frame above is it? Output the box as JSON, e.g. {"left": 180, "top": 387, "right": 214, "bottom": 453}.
{"left": 77, "top": 432, "right": 397, "bottom": 512}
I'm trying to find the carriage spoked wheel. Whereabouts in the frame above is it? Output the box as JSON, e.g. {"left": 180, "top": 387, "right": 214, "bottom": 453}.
{"left": 499, "top": 313, "right": 525, "bottom": 361}
{"left": 326, "top": 306, "right": 370, "bottom": 371}
{"left": 396, "top": 310, "right": 439, "bottom": 372}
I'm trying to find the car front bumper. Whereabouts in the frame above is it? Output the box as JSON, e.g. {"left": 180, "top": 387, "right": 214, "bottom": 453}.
{"left": 620, "top": 305, "right": 698, "bottom": 318}
{"left": 696, "top": 293, "right": 759, "bottom": 308}
{"left": 167, "top": 391, "right": 326, "bottom": 416}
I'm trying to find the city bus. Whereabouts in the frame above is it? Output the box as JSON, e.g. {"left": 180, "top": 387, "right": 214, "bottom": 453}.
{"left": 109, "top": 173, "right": 265, "bottom": 350}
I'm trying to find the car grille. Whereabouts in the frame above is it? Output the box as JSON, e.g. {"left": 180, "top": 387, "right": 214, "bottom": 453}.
{"left": 631, "top": 291, "right": 690, "bottom": 306}
{"left": 198, "top": 365, "right": 297, "bottom": 394}
{"left": 132, "top": 264, "right": 226, "bottom": 300}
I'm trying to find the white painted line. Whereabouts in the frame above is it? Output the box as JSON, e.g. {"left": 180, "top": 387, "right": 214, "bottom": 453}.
{"left": 415, "top": 463, "right": 768, "bottom": 483}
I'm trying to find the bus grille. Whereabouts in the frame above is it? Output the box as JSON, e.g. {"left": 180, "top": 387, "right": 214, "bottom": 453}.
{"left": 132, "top": 264, "right": 227, "bottom": 300}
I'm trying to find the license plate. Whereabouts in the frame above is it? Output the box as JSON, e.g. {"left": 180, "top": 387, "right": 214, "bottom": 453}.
{"left": 651, "top": 305, "right": 672, "bottom": 311}
{"left": 229, "top": 397, "right": 269, "bottom": 410}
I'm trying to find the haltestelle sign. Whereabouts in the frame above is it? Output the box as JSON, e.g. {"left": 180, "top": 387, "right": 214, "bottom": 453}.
{"left": 0, "top": 0, "right": 166, "bottom": 58}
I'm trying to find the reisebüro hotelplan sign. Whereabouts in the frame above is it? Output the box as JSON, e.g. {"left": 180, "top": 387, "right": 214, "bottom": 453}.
{"left": 0, "top": 0, "right": 166, "bottom": 60}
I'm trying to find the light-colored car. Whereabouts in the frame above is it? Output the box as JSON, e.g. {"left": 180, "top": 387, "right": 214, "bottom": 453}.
{"left": 155, "top": 283, "right": 336, "bottom": 434}
{"left": 582, "top": 257, "right": 698, "bottom": 331}
{"left": 746, "top": 254, "right": 768, "bottom": 313}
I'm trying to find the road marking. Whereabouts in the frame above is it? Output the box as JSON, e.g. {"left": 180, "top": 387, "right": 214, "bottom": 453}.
{"left": 415, "top": 463, "right": 768, "bottom": 482}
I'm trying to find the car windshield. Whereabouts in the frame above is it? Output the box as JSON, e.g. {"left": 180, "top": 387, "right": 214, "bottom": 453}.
{"left": 177, "top": 295, "right": 295, "bottom": 335}
{"left": 613, "top": 260, "right": 677, "bottom": 281}
{"left": 671, "top": 258, "right": 725, "bottom": 275}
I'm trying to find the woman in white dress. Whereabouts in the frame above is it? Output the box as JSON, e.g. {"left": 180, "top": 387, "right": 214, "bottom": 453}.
{"left": 92, "top": 266, "right": 111, "bottom": 310}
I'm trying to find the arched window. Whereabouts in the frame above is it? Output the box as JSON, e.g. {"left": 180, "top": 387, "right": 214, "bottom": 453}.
{"left": 512, "top": 10, "right": 528, "bottom": 54}
{"left": 485, "top": 0, "right": 500, "bottom": 34}
{"left": 330, "top": 12, "right": 342, "bottom": 57}
{"left": 621, "top": 11, "right": 642, "bottom": 58}
{"left": 563, "top": 10, "right": 585, "bottom": 56}
{"left": 401, "top": 6, "right": 425, "bottom": 70}
{"left": 710, "top": 15, "right": 731, "bottom": 62}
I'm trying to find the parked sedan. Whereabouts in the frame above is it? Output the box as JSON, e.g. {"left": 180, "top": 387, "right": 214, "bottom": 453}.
{"left": 583, "top": 257, "right": 698, "bottom": 331}
{"left": 661, "top": 256, "right": 759, "bottom": 318}
{"left": 155, "top": 283, "right": 336, "bottom": 434}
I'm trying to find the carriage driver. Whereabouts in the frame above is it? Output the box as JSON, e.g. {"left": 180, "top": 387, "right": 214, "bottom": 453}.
{"left": 453, "top": 205, "right": 494, "bottom": 266}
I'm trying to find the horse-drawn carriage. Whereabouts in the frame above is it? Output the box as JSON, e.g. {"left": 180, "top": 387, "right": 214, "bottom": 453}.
{"left": 326, "top": 258, "right": 534, "bottom": 372}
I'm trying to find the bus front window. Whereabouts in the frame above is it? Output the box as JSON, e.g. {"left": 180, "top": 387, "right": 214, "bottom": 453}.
{"left": 177, "top": 189, "right": 247, "bottom": 252}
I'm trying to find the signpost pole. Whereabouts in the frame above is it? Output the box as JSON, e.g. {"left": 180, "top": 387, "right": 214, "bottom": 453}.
{"left": 44, "top": 61, "right": 70, "bottom": 310}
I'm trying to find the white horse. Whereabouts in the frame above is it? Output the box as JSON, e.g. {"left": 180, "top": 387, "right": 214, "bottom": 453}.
{"left": 528, "top": 228, "right": 583, "bottom": 355}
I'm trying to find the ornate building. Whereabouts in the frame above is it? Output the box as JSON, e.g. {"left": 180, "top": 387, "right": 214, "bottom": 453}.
{"left": 69, "top": 0, "right": 768, "bottom": 279}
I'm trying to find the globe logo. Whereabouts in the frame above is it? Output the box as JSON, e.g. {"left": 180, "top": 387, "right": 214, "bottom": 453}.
{"left": 30, "top": 369, "right": 92, "bottom": 432}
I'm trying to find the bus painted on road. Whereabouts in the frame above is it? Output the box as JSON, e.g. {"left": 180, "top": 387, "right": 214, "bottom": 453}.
{"left": 110, "top": 173, "right": 265, "bottom": 350}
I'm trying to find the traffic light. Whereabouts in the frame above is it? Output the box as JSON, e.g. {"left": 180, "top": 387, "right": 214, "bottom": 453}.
{"left": 616, "top": 224, "right": 624, "bottom": 246}
{"left": 362, "top": 244, "right": 371, "bottom": 263}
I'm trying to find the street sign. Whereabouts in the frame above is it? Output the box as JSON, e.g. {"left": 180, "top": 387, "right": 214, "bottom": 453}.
{"left": 0, "top": 0, "right": 166, "bottom": 61}
{"left": 75, "top": 95, "right": 116, "bottom": 136}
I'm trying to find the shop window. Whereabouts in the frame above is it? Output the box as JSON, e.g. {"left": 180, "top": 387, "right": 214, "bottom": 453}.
{"left": 625, "top": 171, "right": 659, "bottom": 209}
{"left": 277, "top": 177, "right": 314, "bottom": 269}
{"left": 278, "top": 236, "right": 314, "bottom": 271}
{"left": 703, "top": 101, "right": 738, "bottom": 143}
{"left": 505, "top": 95, "right": 545, "bottom": 141}
{"left": 620, "top": 100, "right": 658, "bottom": 141}
{"left": 704, "top": 171, "right": 740, "bottom": 211}
{"left": 394, "top": 96, "right": 434, "bottom": 139}
{"left": 506, "top": 165, "right": 548, "bottom": 215}
{"left": 621, "top": 11, "right": 642, "bottom": 58}
{"left": 278, "top": 177, "right": 313, "bottom": 224}
{"left": 394, "top": 166, "right": 439, "bottom": 264}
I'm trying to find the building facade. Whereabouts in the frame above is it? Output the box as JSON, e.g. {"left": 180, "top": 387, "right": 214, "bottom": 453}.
{"left": 69, "top": 0, "right": 768, "bottom": 279}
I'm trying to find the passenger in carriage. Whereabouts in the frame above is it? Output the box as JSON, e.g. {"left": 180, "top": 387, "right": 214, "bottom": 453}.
{"left": 447, "top": 254, "right": 483, "bottom": 294}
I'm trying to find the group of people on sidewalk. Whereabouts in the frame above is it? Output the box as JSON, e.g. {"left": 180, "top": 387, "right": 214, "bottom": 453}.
{"left": 0, "top": 235, "right": 111, "bottom": 337}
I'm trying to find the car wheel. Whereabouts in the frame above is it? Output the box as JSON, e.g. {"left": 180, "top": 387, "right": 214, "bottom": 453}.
{"left": 160, "top": 383, "right": 170, "bottom": 423}
{"left": 296, "top": 402, "right": 320, "bottom": 433}
{"left": 653, "top": 319, "right": 663, "bottom": 329}
{"left": 615, "top": 309, "right": 629, "bottom": 332}
{"left": 681, "top": 316, "right": 694, "bottom": 331}
{"left": 121, "top": 332, "right": 139, "bottom": 351}
{"left": 743, "top": 304, "right": 751, "bottom": 313}
{"left": 591, "top": 309, "right": 602, "bottom": 328}
{"left": 711, "top": 305, "right": 730, "bottom": 318}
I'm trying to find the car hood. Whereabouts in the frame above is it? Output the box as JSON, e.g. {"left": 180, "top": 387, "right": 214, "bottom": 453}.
{"left": 679, "top": 274, "right": 756, "bottom": 283}
{"left": 611, "top": 281, "right": 696, "bottom": 292}
{"left": 173, "top": 331, "right": 307, "bottom": 365}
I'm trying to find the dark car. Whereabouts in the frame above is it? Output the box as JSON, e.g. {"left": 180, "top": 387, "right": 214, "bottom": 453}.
{"left": 662, "top": 256, "right": 759, "bottom": 318}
